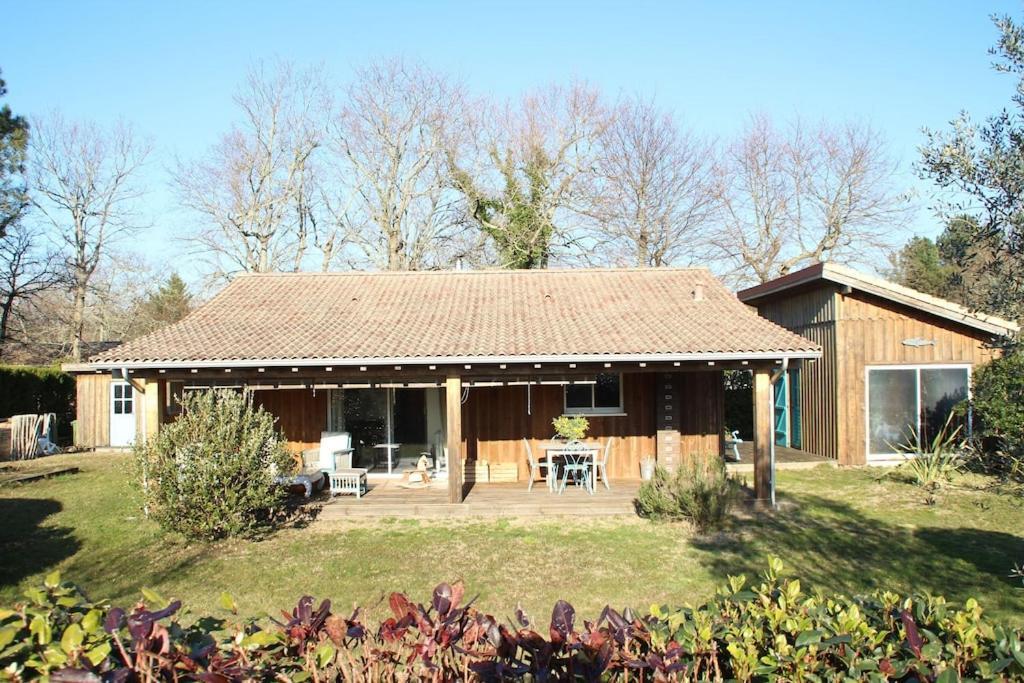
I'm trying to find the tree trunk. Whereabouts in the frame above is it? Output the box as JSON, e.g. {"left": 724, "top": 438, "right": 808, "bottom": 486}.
{"left": 387, "top": 228, "right": 404, "bottom": 271}
{"left": 72, "top": 277, "right": 86, "bottom": 362}
{"left": 0, "top": 294, "right": 13, "bottom": 358}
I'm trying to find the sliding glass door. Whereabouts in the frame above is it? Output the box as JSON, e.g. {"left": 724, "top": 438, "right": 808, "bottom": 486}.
{"left": 866, "top": 365, "right": 970, "bottom": 459}
{"left": 327, "top": 387, "right": 443, "bottom": 475}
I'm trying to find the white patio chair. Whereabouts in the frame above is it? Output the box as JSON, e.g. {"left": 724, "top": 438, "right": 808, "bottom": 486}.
{"left": 319, "top": 431, "right": 354, "bottom": 471}
{"left": 594, "top": 436, "right": 613, "bottom": 490}
{"left": 524, "top": 438, "right": 556, "bottom": 492}
{"left": 724, "top": 430, "right": 742, "bottom": 462}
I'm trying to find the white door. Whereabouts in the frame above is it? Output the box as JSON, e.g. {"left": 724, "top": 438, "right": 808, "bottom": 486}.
{"left": 110, "top": 381, "right": 136, "bottom": 447}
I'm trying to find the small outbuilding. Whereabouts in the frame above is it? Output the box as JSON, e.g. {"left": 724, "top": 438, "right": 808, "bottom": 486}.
{"left": 738, "top": 262, "right": 1019, "bottom": 466}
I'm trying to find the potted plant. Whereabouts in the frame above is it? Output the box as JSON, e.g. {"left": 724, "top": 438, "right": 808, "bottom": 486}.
{"left": 552, "top": 415, "right": 589, "bottom": 442}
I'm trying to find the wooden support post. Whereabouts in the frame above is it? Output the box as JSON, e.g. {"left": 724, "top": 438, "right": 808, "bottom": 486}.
{"left": 752, "top": 367, "right": 772, "bottom": 503}
{"left": 142, "top": 378, "right": 164, "bottom": 443}
{"left": 445, "top": 375, "right": 464, "bottom": 503}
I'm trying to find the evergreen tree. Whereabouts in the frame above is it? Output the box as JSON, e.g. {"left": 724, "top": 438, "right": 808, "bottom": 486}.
{"left": 134, "top": 273, "right": 192, "bottom": 337}
{"left": 889, "top": 236, "right": 956, "bottom": 299}
{"left": 0, "top": 68, "right": 29, "bottom": 239}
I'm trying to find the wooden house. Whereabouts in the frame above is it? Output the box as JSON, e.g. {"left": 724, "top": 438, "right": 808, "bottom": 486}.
{"left": 63, "top": 268, "right": 822, "bottom": 503}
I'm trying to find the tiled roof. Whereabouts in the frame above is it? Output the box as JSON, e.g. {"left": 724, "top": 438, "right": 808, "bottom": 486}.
{"left": 88, "top": 268, "right": 820, "bottom": 366}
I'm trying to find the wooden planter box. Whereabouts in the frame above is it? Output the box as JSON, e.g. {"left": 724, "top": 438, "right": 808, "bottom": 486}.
{"left": 488, "top": 462, "right": 519, "bottom": 483}
{"left": 462, "top": 461, "right": 490, "bottom": 483}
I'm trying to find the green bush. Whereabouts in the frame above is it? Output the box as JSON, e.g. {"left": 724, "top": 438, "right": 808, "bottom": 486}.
{"left": 970, "top": 350, "right": 1024, "bottom": 478}
{"left": 635, "top": 456, "right": 740, "bottom": 531}
{"left": 0, "top": 364, "right": 74, "bottom": 424}
{"left": 3, "top": 560, "right": 1022, "bottom": 681}
{"left": 134, "top": 388, "right": 295, "bottom": 541}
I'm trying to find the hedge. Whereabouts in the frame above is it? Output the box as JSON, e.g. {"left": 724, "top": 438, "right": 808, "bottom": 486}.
{"left": 0, "top": 364, "right": 74, "bottom": 423}
{"left": 2, "top": 559, "right": 1022, "bottom": 681}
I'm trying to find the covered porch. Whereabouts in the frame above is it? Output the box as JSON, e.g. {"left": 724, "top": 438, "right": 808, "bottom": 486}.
{"left": 125, "top": 358, "right": 788, "bottom": 505}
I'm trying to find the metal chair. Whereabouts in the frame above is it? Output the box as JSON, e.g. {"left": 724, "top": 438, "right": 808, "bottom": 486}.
{"left": 558, "top": 440, "right": 594, "bottom": 495}
{"left": 594, "top": 436, "right": 613, "bottom": 490}
{"left": 524, "top": 438, "right": 556, "bottom": 492}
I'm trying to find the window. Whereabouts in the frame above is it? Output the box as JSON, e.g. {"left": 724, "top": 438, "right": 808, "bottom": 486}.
{"left": 564, "top": 373, "right": 623, "bottom": 414}
{"left": 112, "top": 383, "right": 133, "bottom": 415}
{"left": 866, "top": 365, "right": 970, "bottom": 458}
{"left": 166, "top": 381, "right": 185, "bottom": 416}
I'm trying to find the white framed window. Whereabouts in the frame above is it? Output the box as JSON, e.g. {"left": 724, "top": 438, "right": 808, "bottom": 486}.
{"left": 865, "top": 364, "right": 971, "bottom": 459}
{"left": 564, "top": 373, "right": 624, "bottom": 415}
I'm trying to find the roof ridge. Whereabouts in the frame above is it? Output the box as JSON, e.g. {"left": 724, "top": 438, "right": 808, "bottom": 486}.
{"left": 231, "top": 266, "right": 713, "bottom": 278}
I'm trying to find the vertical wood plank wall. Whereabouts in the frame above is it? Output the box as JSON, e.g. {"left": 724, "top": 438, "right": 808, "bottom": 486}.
{"left": 461, "top": 372, "right": 722, "bottom": 480}
{"left": 835, "top": 290, "right": 1001, "bottom": 465}
{"left": 251, "top": 388, "right": 328, "bottom": 452}
{"left": 755, "top": 287, "right": 841, "bottom": 460}
{"left": 75, "top": 374, "right": 111, "bottom": 448}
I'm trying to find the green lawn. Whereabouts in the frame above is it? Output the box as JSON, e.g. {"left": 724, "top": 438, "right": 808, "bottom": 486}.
{"left": 2, "top": 452, "right": 1023, "bottom": 625}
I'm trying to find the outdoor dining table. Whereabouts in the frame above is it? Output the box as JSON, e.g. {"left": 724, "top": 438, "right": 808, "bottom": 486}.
{"left": 541, "top": 441, "right": 601, "bottom": 494}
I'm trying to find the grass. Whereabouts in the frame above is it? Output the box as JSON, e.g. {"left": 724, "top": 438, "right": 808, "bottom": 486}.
{"left": 1, "top": 452, "right": 1023, "bottom": 625}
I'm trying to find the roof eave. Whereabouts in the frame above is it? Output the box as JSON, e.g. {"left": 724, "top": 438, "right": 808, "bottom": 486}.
{"left": 77, "top": 350, "right": 823, "bottom": 372}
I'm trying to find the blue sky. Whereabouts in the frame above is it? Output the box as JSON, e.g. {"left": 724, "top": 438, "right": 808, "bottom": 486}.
{"left": 3, "top": 1, "right": 1020, "bottom": 280}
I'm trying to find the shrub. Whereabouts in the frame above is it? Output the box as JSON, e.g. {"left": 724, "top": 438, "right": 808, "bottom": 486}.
{"left": 3, "top": 560, "right": 1023, "bottom": 681}
{"left": 970, "top": 351, "right": 1024, "bottom": 478}
{"left": 892, "top": 412, "right": 966, "bottom": 502}
{"left": 635, "top": 456, "right": 740, "bottom": 531}
{"left": 0, "top": 364, "right": 75, "bottom": 437}
{"left": 134, "top": 388, "right": 294, "bottom": 541}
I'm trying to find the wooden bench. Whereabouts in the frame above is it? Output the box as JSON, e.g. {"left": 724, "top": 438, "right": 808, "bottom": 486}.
{"left": 329, "top": 468, "right": 369, "bottom": 499}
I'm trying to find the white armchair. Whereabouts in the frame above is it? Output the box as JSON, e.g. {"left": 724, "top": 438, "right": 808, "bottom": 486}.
{"left": 319, "top": 431, "right": 354, "bottom": 471}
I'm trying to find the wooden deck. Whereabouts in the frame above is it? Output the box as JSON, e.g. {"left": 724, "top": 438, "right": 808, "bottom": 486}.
{"left": 728, "top": 442, "right": 834, "bottom": 472}
{"left": 316, "top": 478, "right": 641, "bottom": 520}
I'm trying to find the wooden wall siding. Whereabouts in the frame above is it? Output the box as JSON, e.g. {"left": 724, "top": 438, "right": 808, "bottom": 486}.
{"left": 752, "top": 286, "right": 841, "bottom": 461}
{"left": 75, "top": 374, "right": 110, "bottom": 448}
{"left": 755, "top": 286, "right": 838, "bottom": 328}
{"left": 793, "top": 322, "right": 839, "bottom": 461}
{"left": 74, "top": 374, "right": 148, "bottom": 448}
{"left": 251, "top": 389, "right": 327, "bottom": 452}
{"left": 460, "top": 372, "right": 722, "bottom": 480}
{"left": 836, "top": 290, "right": 1002, "bottom": 465}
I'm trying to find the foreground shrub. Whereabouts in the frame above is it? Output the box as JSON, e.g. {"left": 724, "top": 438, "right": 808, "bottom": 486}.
{"left": 134, "top": 388, "right": 294, "bottom": 541}
{"left": 2, "top": 560, "right": 1022, "bottom": 681}
{"left": 635, "top": 456, "right": 740, "bottom": 531}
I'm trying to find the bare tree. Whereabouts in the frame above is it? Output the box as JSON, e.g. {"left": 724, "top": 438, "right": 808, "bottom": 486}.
{"left": 176, "top": 61, "right": 328, "bottom": 278}
{"left": 328, "top": 58, "right": 464, "bottom": 271}
{"left": 449, "top": 82, "right": 609, "bottom": 269}
{"left": 30, "top": 113, "right": 150, "bottom": 360}
{"left": 585, "top": 96, "right": 718, "bottom": 267}
{"left": 0, "top": 222, "right": 61, "bottom": 357}
{"left": 712, "top": 114, "right": 909, "bottom": 285}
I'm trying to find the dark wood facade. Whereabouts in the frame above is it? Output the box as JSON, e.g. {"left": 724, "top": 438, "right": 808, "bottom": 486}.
{"left": 460, "top": 371, "right": 723, "bottom": 481}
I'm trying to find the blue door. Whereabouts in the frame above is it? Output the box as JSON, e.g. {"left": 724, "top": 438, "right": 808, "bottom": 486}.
{"left": 789, "top": 368, "right": 802, "bottom": 449}
{"left": 774, "top": 376, "right": 788, "bottom": 447}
